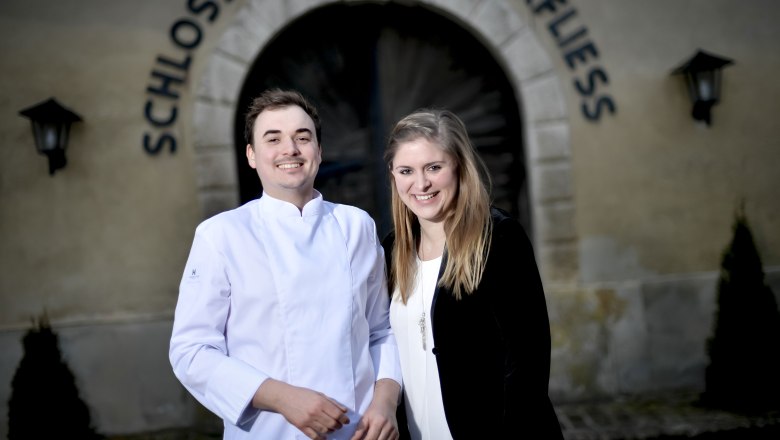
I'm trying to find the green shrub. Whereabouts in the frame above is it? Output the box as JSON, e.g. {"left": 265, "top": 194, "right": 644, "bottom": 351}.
{"left": 701, "top": 209, "right": 780, "bottom": 412}
{"left": 7, "top": 314, "right": 103, "bottom": 439}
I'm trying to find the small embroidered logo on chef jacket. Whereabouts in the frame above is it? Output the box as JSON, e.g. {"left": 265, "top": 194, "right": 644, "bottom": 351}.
{"left": 187, "top": 268, "right": 199, "bottom": 281}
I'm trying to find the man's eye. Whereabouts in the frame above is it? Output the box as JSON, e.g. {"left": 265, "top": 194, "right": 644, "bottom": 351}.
{"left": 296, "top": 137, "right": 311, "bottom": 143}
{"left": 266, "top": 138, "right": 280, "bottom": 144}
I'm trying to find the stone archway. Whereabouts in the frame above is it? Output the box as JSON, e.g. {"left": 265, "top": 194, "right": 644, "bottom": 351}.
{"left": 192, "top": 0, "right": 578, "bottom": 283}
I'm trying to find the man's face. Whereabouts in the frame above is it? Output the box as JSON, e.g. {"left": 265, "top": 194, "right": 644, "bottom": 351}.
{"left": 246, "top": 105, "right": 322, "bottom": 203}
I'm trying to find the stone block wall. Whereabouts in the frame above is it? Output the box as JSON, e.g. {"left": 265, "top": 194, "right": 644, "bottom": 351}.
{"left": 547, "top": 268, "right": 780, "bottom": 402}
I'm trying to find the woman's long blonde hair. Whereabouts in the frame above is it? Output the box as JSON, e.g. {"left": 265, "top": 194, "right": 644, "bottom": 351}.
{"left": 384, "top": 109, "right": 492, "bottom": 302}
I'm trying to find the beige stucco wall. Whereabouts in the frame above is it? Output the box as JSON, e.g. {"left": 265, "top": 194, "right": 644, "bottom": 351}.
{"left": 0, "top": 0, "right": 245, "bottom": 436}
{"left": 488, "top": 0, "right": 780, "bottom": 281}
{"left": 514, "top": 0, "right": 780, "bottom": 399}
{"left": 1, "top": 0, "right": 779, "bottom": 436}
{"left": 0, "top": 1, "right": 213, "bottom": 326}
{"left": 557, "top": 0, "right": 780, "bottom": 278}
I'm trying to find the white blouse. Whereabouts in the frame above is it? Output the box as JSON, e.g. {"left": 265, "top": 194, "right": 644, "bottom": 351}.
{"left": 389, "top": 256, "right": 454, "bottom": 440}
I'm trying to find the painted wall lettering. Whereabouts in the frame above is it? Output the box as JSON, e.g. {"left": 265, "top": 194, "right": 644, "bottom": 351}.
{"left": 527, "top": 0, "right": 617, "bottom": 122}
{"left": 142, "top": 0, "right": 233, "bottom": 155}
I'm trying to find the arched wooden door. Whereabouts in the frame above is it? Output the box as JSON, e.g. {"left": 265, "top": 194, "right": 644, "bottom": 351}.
{"left": 234, "top": 2, "right": 527, "bottom": 237}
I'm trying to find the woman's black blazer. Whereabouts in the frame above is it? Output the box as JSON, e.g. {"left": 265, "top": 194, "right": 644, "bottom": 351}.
{"left": 383, "top": 207, "right": 563, "bottom": 439}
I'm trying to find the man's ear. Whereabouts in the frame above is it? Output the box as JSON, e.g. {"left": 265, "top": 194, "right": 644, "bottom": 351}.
{"left": 246, "top": 144, "right": 257, "bottom": 169}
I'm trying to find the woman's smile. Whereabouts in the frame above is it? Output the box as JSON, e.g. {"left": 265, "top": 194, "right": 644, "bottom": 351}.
{"left": 391, "top": 137, "right": 457, "bottom": 224}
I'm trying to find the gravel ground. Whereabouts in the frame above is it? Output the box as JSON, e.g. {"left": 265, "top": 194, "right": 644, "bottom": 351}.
{"left": 105, "top": 391, "right": 780, "bottom": 439}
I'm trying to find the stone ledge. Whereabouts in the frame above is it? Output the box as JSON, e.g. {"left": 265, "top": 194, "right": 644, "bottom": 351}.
{"left": 556, "top": 392, "right": 780, "bottom": 440}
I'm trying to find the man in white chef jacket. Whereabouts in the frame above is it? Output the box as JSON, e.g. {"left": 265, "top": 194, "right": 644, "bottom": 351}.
{"left": 169, "top": 89, "right": 402, "bottom": 440}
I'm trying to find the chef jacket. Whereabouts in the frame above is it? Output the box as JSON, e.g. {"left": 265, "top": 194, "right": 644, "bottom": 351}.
{"left": 169, "top": 191, "right": 402, "bottom": 439}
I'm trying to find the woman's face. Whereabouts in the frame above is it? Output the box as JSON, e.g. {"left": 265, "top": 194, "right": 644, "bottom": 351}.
{"left": 390, "top": 137, "right": 458, "bottom": 225}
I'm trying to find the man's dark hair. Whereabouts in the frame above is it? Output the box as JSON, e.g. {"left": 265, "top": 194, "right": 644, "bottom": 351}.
{"left": 244, "top": 89, "right": 321, "bottom": 146}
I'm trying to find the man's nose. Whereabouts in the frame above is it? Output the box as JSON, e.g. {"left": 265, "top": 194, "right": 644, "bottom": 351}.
{"left": 282, "top": 137, "right": 300, "bottom": 154}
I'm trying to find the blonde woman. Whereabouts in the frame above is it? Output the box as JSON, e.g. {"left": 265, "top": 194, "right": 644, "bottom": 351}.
{"left": 383, "top": 109, "right": 562, "bottom": 439}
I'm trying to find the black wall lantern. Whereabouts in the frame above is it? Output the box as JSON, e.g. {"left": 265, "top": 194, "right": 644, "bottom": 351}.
{"left": 19, "top": 98, "right": 83, "bottom": 175}
{"left": 672, "top": 49, "right": 734, "bottom": 125}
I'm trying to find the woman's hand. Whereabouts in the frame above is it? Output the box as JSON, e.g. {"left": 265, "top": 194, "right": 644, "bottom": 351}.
{"left": 350, "top": 379, "right": 401, "bottom": 440}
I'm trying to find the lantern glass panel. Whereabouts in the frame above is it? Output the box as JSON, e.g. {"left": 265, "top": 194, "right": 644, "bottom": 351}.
{"left": 32, "top": 121, "right": 69, "bottom": 153}
{"left": 695, "top": 70, "right": 716, "bottom": 102}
